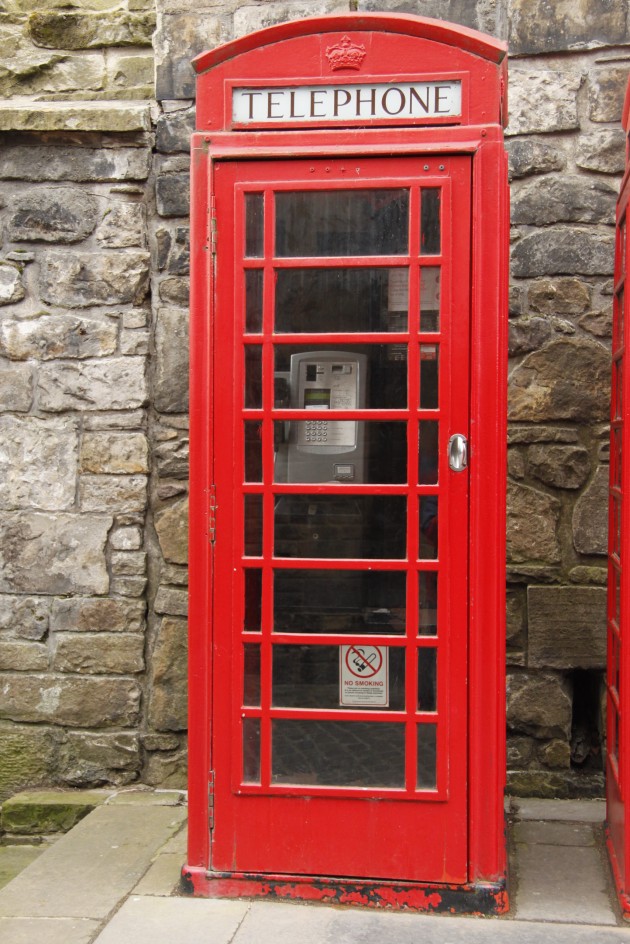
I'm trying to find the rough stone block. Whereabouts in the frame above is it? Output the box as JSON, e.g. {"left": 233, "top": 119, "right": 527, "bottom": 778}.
{"left": 527, "top": 444, "right": 590, "bottom": 490}
{"left": 59, "top": 730, "right": 140, "bottom": 786}
{"left": 110, "top": 551, "right": 147, "bottom": 576}
{"left": 0, "top": 674, "right": 141, "bottom": 727}
{"left": 40, "top": 250, "right": 150, "bottom": 307}
{"left": 53, "top": 632, "right": 145, "bottom": 674}
{"left": 95, "top": 202, "right": 146, "bottom": 248}
{"left": 109, "top": 526, "right": 143, "bottom": 550}
{"left": 28, "top": 11, "right": 156, "bottom": 49}
{"left": 155, "top": 497, "right": 188, "bottom": 565}
{"left": 0, "top": 145, "right": 152, "bottom": 182}
{"left": 0, "top": 722, "right": 57, "bottom": 800}
{"left": 50, "top": 597, "right": 145, "bottom": 634}
{"left": 0, "top": 261, "right": 25, "bottom": 305}
{"left": 588, "top": 66, "right": 629, "bottom": 123}
{"left": 155, "top": 14, "right": 224, "bottom": 100}
{"left": 154, "top": 307, "right": 189, "bottom": 413}
{"left": 156, "top": 107, "right": 194, "bottom": 153}
{"left": 80, "top": 432, "right": 148, "bottom": 474}
{"left": 154, "top": 436, "right": 188, "bottom": 478}
{"left": 158, "top": 276, "right": 189, "bottom": 305}
{"left": 506, "top": 589, "right": 526, "bottom": 646}
{"left": 155, "top": 172, "right": 190, "bottom": 217}
{"left": 0, "top": 313, "right": 118, "bottom": 360}
{"left": 579, "top": 308, "right": 612, "bottom": 339}
{"left": 0, "top": 416, "right": 78, "bottom": 511}
{"left": 0, "top": 639, "right": 49, "bottom": 671}
{"left": 37, "top": 357, "right": 147, "bottom": 412}
{"left": 576, "top": 130, "right": 626, "bottom": 175}
{"left": 154, "top": 586, "right": 188, "bottom": 617}
{"left": 155, "top": 225, "right": 190, "bottom": 274}
{"left": 79, "top": 474, "right": 147, "bottom": 513}
{"left": 105, "top": 52, "right": 154, "bottom": 96}
{"left": 512, "top": 227, "right": 615, "bottom": 278}
{"left": 573, "top": 465, "right": 609, "bottom": 555}
{"left": 0, "top": 363, "right": 33, "bottom": 412}
{"left": 512, "top": 176, "right": 616, "bottom": 226}
{"left": 508, "top": 0, "right": 628, "bottom": 54}
{"left": 0, "top": 595, "right": 50, "bottom": 640}
{"left": 143, "top": 743, "right": 187, "bottom": 788}
{"left": 506, "top": 481, "right": 561, "bottom": 565}
{"left": 508, "top": 425, "right": 579, "bottom": 445}
{"left": 528, "top": 586, "right": 607, "bottom": 670}
{"left": 0, "top": 512, "right": 112, "bottom": 595}
{"left": 0, "top": 101, "right": 152, "bottom": 133}
{"left": 507, "top": 71, "right": 581, "bottom": 136}
{"left": 508, "top": 339, "right": 611, "bottom": 422}
{"left": 110, "top": 575, "right": 147, "bottom": 597}
{"left": 148, "top": 617, "right": 187, "bottom": 731}
{"left": 508, "top": 317, "right": 553, "bottom": 356}
{"left": 528, "top": 278, "right": 591, "bottom": 315}
{"left": 6, "top": 187, "right": 99, "bottom": 243}
{"left": 0, "top": 790, "right": 107, "bottom": 835}
{"left": 507, "top": 671, "right": 572, "bottom": 739}
{"left": 507, "top": 138, "right": 566, "bottom": 179}
{"left": 0, "top": 43, "right": 104, "bottom": 98}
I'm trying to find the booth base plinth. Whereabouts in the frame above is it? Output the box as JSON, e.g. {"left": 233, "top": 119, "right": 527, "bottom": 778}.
{"left": 181, "top": 865, "right": 509, "bottom": 915}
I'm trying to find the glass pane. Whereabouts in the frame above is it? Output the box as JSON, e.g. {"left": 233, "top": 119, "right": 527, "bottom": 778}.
{"left": 275, "top": 189, "right": 409, "bottom": 257}
{"left": 420, "top": 345, "right": 439, "bottom": 409}
{"left": 245, "top": 345, "right": 262, "bottom": 409}
{"left": 419, "top": 421, "right": 438, "bottom": 485}
{"left": 420, "top": 267, "right": 440, "bottom": 332}
{"left": 243, "top": 718, "right": 261, "bottom": 783}
{"left": 272, "top": 645, "right": 405, "bottom": 709}
{"left": 244, "top": 494, "right": 263, "bottom": 556}
{"left": 274, "top": 569, "right": 406, "bottom": 634}
{"left": 274, "top": 421, "right": 407, "bottom": 484}
{"left": 419, "top": 571, "right": 438, "bottom": 635}
{"left": 420, "top": 189, "right": 441, "bottom": 255}
{"left": 418, "top": 647, "right": 437, "bottom": 712}
{"left": 244, "top": 421, "right": 263, "bottom": 482}
{"left": 271, "top": 720, "right": 405, "bottom": 787}
{"left": 419, "top": 497, "right": 438, "bottom": 560}
{"left": 245, "top": 269, "right": 263, "bottom": 333}
{"left": 274, "top": 495, "right": 407, "bottom": 559}
{"left": 274, "top": 344, "right": 407, "bottom": 410}
{"left": 244, "top": 644, "right": 261, "bottom": 706}
{"left": 417, "top": 723, "right": 437, "bottom": 789}
{"left": 244, "top": 568, "right": 262, "bottom": 632}
{"left": 275, "top": 268, "right": 409, "bottom": 334}
{"left": 245, "top": 193, "right": 264, "bottom": 258}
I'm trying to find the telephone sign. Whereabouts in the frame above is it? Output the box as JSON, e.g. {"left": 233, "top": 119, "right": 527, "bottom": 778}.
{"left": 186, "top": 12, "right": 509, "bottom": 915}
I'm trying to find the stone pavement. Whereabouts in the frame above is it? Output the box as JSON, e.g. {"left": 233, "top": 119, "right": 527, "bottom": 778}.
{"left": 1, "top": 790, "right": 630, "bottom": 944}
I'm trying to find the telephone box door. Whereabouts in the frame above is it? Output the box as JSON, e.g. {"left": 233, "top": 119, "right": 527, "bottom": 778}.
{"left": 211, "top": 154, "right": 471, "bottom": 883}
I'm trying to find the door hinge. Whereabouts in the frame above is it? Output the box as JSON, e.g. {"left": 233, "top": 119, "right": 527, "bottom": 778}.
{"left": 208, "top": 769, "right": 215, "bottom": 829}
{"left": 209, "top": 485, "right": 217, "bottom": 544}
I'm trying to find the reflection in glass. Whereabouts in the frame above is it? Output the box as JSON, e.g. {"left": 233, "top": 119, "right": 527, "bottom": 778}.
{"left": 420, "top": 267, "right": 440, "bottom": 332}
{"left": 274, "top": 495, "right": 407, "bottom": 559}
{"left": 245, "top": 269, "right": 263, "bottom": 333}
{"left": 243, "top": 718, "right": 261, "bottom": 783}
{"left": 244, "top": 421, "right": 263, "bottom": 482}
{"left": 417, "top": 723, "right": 437, "bottom": 789}
{"left": 275, "top": 189, "right": 409, "bottom": 257}
{"left": 419, "top": 421, "right": 438, "bottom": 485}
{"left": 271, "top": 720, "right": 405, "bottom": 786}
{"left": 244, "top": 645, "right": 261, "bottom": 706}
{"left": 245, "top": 345, "right": 262, "bottom": 409}
{"left": 274, "top": 421, "right": 407, "bottom": 484}
{"left": 272, "top": 645, "right": 405, "bottom": 709}
{"left": 418, "top": 647, "right": 437, "bottom": 712}
{"left": 274, "top": 344, "right": 407, "bottom": 411}
{"left": 419, "top": 497, "right": 438, "bottom": 560}
{"left": 419, "top": 571, "right": 438, "bottom": 635}
{"left": 245, "top": 193, "right": 264, "bottom": 258}
{"left": 274, "top": 569, "right": 406, "bottom": 634}
{"left": 244, "top": 494, "right": 263, "bottom": 556}
{"left": 275, "top": 268, "right": 408, "bottom": 334}
{"left": 420, "top": 189, "right": 441, "bottom": 255}
{"left": 420, "top": 346, "right": 439, "bottom": 409}
{"left": 244, "top": 569, "right": 262, "bottom": 632}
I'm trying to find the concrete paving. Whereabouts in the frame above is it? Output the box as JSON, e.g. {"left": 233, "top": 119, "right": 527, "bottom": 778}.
{"left": 1, "top": 789, "right": 629, "bottom": 944}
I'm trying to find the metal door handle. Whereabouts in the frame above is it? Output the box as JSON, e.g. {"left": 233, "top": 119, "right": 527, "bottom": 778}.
{"left": 448, "top": 434, "right": 468, "bottom": 472}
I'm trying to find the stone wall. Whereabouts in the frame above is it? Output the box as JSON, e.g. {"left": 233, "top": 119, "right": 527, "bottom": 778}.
{"left": 0, "top": 0, "right": 627, "bottom": 800}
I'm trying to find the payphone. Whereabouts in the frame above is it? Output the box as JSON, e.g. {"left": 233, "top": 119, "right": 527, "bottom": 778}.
{"left": 187, "top": 12, "right": 509, "bottom": 914}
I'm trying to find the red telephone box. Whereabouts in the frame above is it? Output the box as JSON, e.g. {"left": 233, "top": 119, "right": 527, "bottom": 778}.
{"left": 607, "top": 76, "right": 630, "bottom": 918}
{"left": 185, "top": 13, "right": 509, "bottom": 913}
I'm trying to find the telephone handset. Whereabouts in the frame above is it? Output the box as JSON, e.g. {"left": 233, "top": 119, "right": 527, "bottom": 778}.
{"left": 283, "top": 351, "right": 368, "bottom": 483}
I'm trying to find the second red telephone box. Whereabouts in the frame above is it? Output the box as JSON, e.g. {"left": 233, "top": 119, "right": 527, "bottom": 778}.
{"left": 185, "top": 13, "right": 509, "bottom": 913}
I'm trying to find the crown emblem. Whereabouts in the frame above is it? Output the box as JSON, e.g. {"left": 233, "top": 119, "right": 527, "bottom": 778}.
{"left": 325, "top": 35, "right": 366, "bottom": 71}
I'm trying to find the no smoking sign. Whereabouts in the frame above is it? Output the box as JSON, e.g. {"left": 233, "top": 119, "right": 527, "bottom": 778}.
{"left": 340, "top": 645, "right": 389, "bottom": 707}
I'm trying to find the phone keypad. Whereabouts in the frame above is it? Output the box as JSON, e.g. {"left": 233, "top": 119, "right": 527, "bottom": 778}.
{"left": 305, "top": 420, "right": 328, "bottom": 443}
